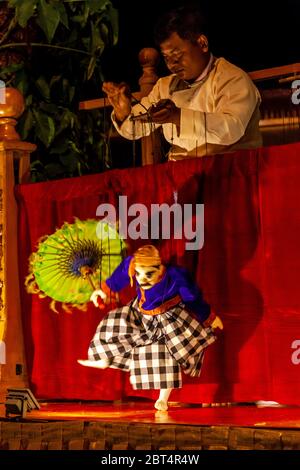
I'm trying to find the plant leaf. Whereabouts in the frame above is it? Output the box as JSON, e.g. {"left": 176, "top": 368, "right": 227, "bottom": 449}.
{"left": 36, "top": 0, "right": 60, "bottom": 42}
{"left": 45, "top": 162, "right": 65, "bottom": 178}
{"left": 33, "top": 110, "right": 55, "bottom": 147}
{"left": 49, "top": 74, "right": 62, "bottom": 89}
{"left": 69, "top": 86, "right": 75, "bottom": 104}
{"left": 88, "top": 0, "right": 109, "bottom": 13}
{"left": 7, "top": 0, "right": 22, "bottom": 6}
{"left": 35, "top": 76, "right": 51, "bottom": 101}
{"left": 8, "top": 0, "right": 38, "bottom": 28}
{"left": 14, "top": 68, "right": 29, "bottom": 96}
{"left": 19, "top": 108, "right": 34, "bottom": 140}
{"left": 15, "top": 0, "right": 37, "bottom": 28}
{"left": 87, "top": 55, "right": 97, "bottom": 81}
{"left": 107, "top": 5, "right": 119, "bottom": 46}
{"left": 54, "top": 1, "right": 69, "bottom": 29}
{"left": 6, "top": 0, "right": 118, "bottom": 180}
{"left": 49, "top": 141, "right": 70, "bottom": 155}
{"left": 59, "top": 151, "right": 79, "bottom": 172}
{"left": 39, "top": 102, "right": 59, "bottom": 114}
{"left": 91, "top": 20, "right": 105, "bottom": 55}
{"left": 54, "top": 109, "right": 75, "bottom": 136}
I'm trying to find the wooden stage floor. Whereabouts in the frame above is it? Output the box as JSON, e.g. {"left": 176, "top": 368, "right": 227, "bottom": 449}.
{"left": 1, "top": 400, "right": 300, "bottom": 450}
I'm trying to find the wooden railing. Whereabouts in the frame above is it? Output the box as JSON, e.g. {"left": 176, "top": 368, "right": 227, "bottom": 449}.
{"left": 248, "top": 63, "right": 300, "bottom": 146}
{"left": 0, "top": 87, "right": 36, "bottom": 399}
{"left": 248, "top": 62, "right": 300, "bottom": 82}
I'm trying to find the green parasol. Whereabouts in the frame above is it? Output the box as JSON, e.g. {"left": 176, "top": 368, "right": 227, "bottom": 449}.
{"left": 25, "top": 218, "right": 126, "bottom": 312}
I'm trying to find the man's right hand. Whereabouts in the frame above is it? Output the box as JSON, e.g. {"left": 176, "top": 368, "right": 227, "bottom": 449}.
{"left": 102, "top": 81, "right": 132, "bottom": 123}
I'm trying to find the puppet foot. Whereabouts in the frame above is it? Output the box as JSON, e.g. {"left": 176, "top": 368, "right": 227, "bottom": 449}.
{"left": 77, "top": 359, "right": 109, "bottom": 369}
{"left": 255, "top": 400, "right": 281, "bottom": 407}
{"left": 154, "top": 399, "right": 169, "bottom": 411}
{"left": 154, "top": 388, "right": 172, "bottom": 411}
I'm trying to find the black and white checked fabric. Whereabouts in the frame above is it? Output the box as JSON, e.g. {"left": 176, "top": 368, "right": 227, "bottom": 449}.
{"left": 88, "top": 298, "right": 216, "bottom": 390}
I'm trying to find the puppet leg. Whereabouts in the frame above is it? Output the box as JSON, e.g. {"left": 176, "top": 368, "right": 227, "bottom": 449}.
{"left": 154, "top": 388, "right": 172, "bottom": 411}
{"left": 77, "top": 359, "right": 109, "bottom": 369}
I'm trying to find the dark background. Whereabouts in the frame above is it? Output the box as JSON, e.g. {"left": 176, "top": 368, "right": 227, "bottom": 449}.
{"left": 102, "top": 0, "right": 300, "bottom": 88}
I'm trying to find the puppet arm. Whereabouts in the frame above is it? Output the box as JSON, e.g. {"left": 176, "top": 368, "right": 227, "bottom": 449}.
{"left": 90, "top": 256, "right": 132, "bottom": 308}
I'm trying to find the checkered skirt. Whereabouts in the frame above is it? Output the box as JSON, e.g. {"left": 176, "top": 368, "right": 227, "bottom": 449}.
{"left": 88, "top": 298, "right": 216, "bottom": 390}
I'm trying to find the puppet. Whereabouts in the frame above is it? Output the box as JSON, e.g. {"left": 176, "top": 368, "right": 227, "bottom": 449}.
{"left": 78, "top": 245, "right": 222, "bottom": 411}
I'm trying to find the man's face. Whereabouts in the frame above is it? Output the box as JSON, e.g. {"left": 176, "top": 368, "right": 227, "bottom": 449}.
{"left": 135, "top": 264, "right": 163, "bottom": 289}
{"left": 160, "top": 32, "right": 209, "bottom": 82}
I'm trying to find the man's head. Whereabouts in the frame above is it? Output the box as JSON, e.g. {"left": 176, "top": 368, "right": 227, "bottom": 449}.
{"left": 128, "top": 245, "right": 165, "bottom": 290}
{"left": 154, "top": 6, "right": 210, "bottom": 82}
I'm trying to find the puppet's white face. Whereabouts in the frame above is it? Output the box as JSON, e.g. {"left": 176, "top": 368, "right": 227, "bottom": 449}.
{"left": 135, "top": 265, "right": 163, "bottom": 290}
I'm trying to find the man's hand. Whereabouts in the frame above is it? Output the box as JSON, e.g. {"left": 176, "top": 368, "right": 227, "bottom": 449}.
{"left": 148, "top": 99, "right": 180, "bottom": 127}
{"left": 102, "top": 81, "right": 132, "bottom": 123}
{"left": 90, "top": 289, "right": 107, "bottom": 308}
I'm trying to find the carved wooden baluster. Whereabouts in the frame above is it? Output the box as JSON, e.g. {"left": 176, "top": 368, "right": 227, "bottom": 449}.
{"left": 0, "top": 87, "right": 36, "bottom": 399}
{"left": 138, "top": 48, "right": 162, "bottom": 166}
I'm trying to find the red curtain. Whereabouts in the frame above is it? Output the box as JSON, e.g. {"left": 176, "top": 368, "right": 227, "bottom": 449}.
{"left": 15, "top": 142, "right": 300, "bottom": 404}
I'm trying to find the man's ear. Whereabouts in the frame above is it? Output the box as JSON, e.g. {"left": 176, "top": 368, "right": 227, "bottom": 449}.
{"left": 197, "top": 34, "right": 209, "bottom": 52}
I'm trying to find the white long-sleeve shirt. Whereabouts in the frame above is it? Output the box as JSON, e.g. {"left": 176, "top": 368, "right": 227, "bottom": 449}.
{"left": 112, "top": 57, "right": 262, "bottom": 160}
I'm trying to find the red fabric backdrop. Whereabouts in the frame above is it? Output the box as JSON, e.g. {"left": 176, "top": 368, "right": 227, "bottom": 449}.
{"left": 15, "top": 142, "right": 300, "bottom": 404}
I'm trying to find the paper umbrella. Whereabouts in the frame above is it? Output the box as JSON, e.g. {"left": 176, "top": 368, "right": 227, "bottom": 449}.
{"left": 25, "top": 218, "right": 126, "bottom": 311}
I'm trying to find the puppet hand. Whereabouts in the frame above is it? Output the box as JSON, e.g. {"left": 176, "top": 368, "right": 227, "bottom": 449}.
{"left": 90, "top": 289, "right": 107, "bottom": 308}
{"left": 211, "top": 316, "right": 224, "bottom": 330}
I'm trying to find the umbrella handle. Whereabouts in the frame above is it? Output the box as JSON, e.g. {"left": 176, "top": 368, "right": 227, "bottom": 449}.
{"left": 85, "top": 273, "right": 105, "bottom": 309}
{"left": 83, "top": 271, "right": 107, "bottom": 311}
{"left": 80, "top": 267, "right": 97, "bottom": 291}
{"left": 85, "top": 273, "right": 96, "bottom": 291}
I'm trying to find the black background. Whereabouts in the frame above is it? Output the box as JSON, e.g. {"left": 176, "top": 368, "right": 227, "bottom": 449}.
{"left": 102, "top": 0, "right": 300, "bottom": 88}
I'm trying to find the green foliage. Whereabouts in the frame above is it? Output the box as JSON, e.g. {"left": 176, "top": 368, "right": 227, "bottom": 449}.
{"left": 0, "top": 0, "right": 118, "bottom": 181}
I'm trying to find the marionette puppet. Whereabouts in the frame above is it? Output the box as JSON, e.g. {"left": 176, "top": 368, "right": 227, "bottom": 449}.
{"left": 78, "top": 245, "right": 223, "bottom": 411}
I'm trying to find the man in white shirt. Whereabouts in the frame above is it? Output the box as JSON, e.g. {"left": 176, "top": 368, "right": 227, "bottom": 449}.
{"left": 103, "top": 5, "right": 262, "bottom": 160}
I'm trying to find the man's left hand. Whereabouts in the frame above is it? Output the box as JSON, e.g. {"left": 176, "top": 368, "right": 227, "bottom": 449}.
{"left": 149, "top": 99, "right": 180, "bottom": 127}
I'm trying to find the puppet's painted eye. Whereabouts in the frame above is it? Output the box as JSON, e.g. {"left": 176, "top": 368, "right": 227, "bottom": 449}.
{"left": 146, "top": 271, "right": 155, "bottom": 278}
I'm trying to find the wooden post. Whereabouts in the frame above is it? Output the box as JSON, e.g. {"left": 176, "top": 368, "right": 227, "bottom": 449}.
{"left": 138, "top": 48, "right": 162, "bottom": 166}
{"left": 0, "top": 87, "right": 36, "bottom": 399}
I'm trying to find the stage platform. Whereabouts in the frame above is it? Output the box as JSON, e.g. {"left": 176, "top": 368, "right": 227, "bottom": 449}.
{"left": 1, "top": 400, "right": 300, "bottom": 450}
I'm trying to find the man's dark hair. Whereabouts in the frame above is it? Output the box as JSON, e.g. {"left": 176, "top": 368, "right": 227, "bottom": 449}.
{"left": 154, "top": 5, "right": 208, "bottom": 45}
